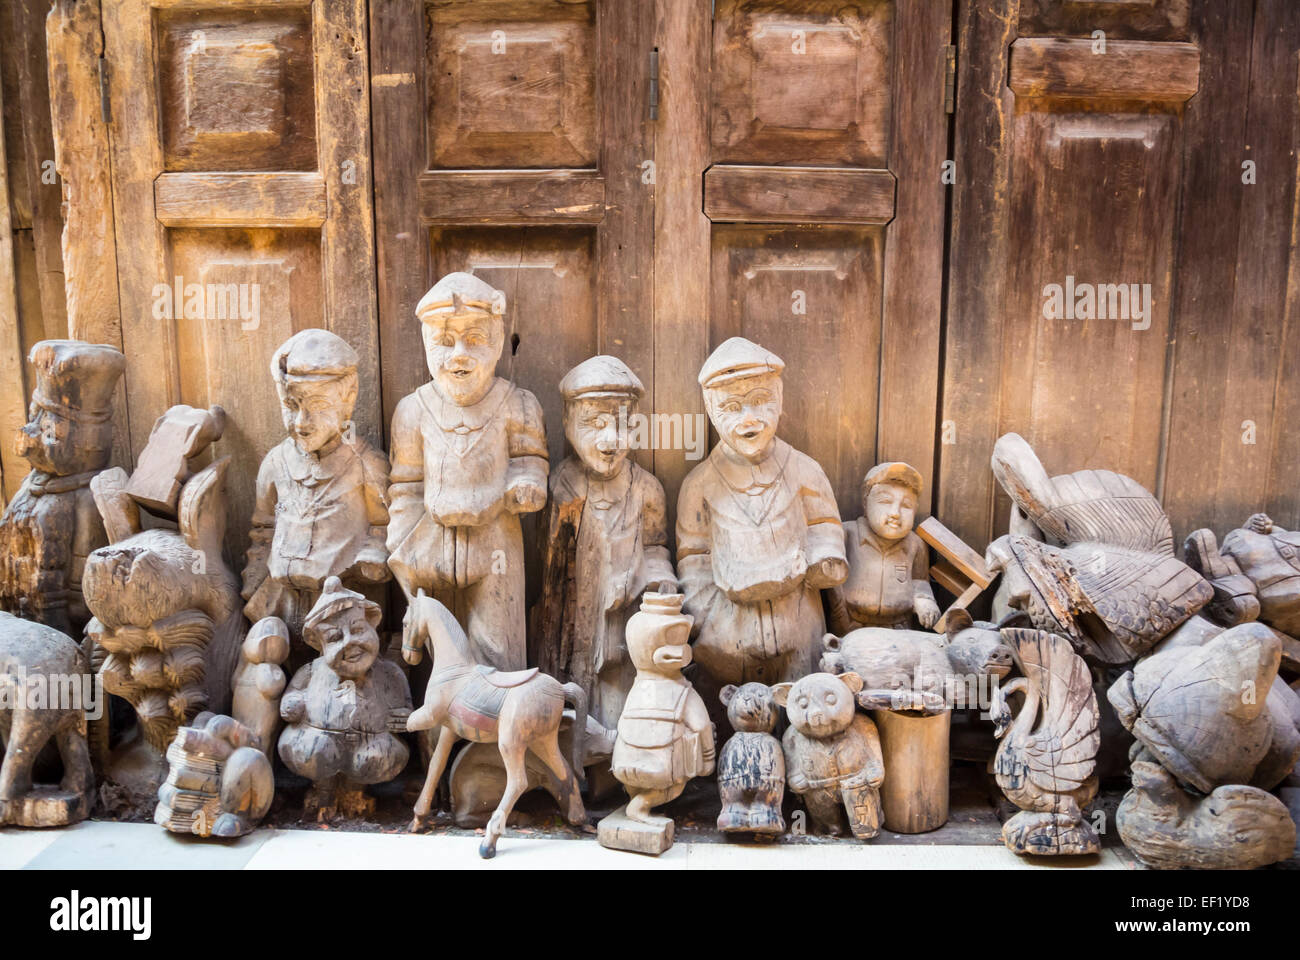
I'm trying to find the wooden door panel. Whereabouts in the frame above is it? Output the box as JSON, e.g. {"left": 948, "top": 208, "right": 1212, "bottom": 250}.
{"left": 104, "top": 0, "right": 378, "bottom": 562}
{"left": 1018, "top": 0, "right": 1190, "bottom": 41}
{"left": 710, "top": 225, "right": 882, "bottom": 510}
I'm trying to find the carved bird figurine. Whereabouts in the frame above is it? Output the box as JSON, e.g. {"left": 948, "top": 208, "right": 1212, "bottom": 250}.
{"left": 1117, "top": 760, "right": 1296, "bottom": 870}
{"left": 990, "top": 627, "right": 1101, "bottom": 855}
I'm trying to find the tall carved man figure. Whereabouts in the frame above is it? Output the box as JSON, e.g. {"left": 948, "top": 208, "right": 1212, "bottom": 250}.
{"left": 535, "top": 356, "right": 677, "bottom": 732}
{"left": 387, "top": 273, "right": 548, "bottom": 670}
{"left": 676, "top": 337, "right": 848, "bottom": 686}
{"left": 243, "top": 329, "right": 391, "bottom": 650}
{"left": 0, "top": 340, "right": 125, "bottom": 634}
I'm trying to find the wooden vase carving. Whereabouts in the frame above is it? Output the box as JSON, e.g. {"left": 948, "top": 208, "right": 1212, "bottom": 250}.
{"left": 874, "top": 707, "right": 950, "bottom": 835}
{"left": 0, "top": 612, "right": 94, "bottom": 827}
{"left": 598, "top": 592, "right": 714, "bottom": 855}
{"left": 676, "top": 337, "right": 847, "bottom": 687}
{"left": 990, "top": 627, "right": 1101, "bottom": 855}
{"left": 0, "top": 341, "right": 125, "bottom": 636}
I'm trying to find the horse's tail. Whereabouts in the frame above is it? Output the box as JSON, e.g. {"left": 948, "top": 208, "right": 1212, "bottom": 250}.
{"left": 562, "top": 682, "right": 588, "bottom": 791}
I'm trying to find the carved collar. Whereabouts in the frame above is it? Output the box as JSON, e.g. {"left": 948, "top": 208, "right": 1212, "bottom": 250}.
{"left": 27, "top": 469, "right": 100, "bottom": 496}
{"left": 856, "top": 519, "right": 911, "bottom": 556}
{"left": 283, "top": 438, "right": 351, "bottom": 487}
{"left": 708, "top": 437, "right": 791, "bottom": 495}
{"left": 417, "top": 378, "right": 510, "bottom": 434}
{"left": 585, "top": 464, "right": 633, "bottom": 511}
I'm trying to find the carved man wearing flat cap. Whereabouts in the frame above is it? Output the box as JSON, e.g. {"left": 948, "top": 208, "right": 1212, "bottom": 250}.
{"left": 828, "top": 461, "right": 940, "bottom": 633}
{"left": 387, "top": 272, "right": 548, "bottom": 671}
{"left": 534, "top": 355, "right": 677, "bottom": 732}
{"left": 676, "top": 337, "right": 848, "bottom": 686}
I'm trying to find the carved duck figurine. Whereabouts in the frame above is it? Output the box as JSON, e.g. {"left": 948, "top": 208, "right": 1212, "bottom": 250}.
{"left": 1117, "top": 760, "right": 1295, "bottom": 870}
{"left": 991, "top": 627, "right": 1101, "bottom": 855}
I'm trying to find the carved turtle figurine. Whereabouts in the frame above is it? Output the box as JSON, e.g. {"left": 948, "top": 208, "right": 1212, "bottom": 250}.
{"left": 1107, "top": 621, "right": 1295, "bottom": 793}
{"left": 991, "top": 432, "right": 1174, "bottom": 555}
{"left": 820, "top": 610, "right": 1016, "bottom": 714}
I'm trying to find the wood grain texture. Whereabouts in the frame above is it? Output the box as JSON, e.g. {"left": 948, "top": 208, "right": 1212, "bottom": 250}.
{"left": 0, "top": 61, "right": 25, "bottom": 502}
{"left": 1012, "top": 37, "right": 1199, "bottom": 101}
{"left": 154, "top": 172, "right": 327, "bottom": 227}
{"left": 418, "top": 170, "right": 605, "bottom": 224}
{"left": 703, "top": 165, "right": 895, "bottom": 224}
{"left": 1018, "top": 0, "right": 1190, "bottom": 42}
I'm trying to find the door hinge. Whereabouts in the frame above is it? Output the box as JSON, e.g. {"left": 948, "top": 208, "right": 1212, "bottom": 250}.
{"left": 944, "top": 44, "right": 956, "bottom": 114}
{"left": 98, "top": 56, "right": 111, "bottom": 125}
{"left": 648, "top": 47, "right": 659, "bottom": 120}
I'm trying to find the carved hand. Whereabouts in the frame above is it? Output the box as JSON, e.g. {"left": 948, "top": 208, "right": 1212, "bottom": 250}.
{"left": 1247, "top": 513, "right": 1275, "bottom": 535}
{"left": 281, "top": 693, "right": 306, "bottom": 723}
{"left": 915, "top": 596, "right": 941, "bottom": 629}
{"left": 806, "top": 557, "right": 849, "bottom": 589}
{"left": 504, "top": 481, "right": 547, "bottom": 514}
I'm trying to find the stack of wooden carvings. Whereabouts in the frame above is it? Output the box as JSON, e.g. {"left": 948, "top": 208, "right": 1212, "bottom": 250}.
{"left": 1, "top": 274, "right": 1296, "bottom": 868}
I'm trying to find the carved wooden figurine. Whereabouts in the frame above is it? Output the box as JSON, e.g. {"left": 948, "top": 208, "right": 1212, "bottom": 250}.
{"left": 84, "top": 434, "right": 244, "bottom": 803}
{"left": 677, "top": 338, "right": 847, "bottom": 686}
{"left": 232, "top": 616, "right": 290, "bottom": 761}
{"left": 155, "top": 712, "right": 273, "bottom": 838}
{"left": 0, "top": 612, "right": 94, "bottom": 827}
{"left": 127, "top": 404, "right": 226, "bottom": 515}
{"left": 403, "top": 590, "right": 587, "bottom": 859}
{"left": 599, "top": 593, "right": 715, "bottom": 855}
{"left": 1117, "top": 760, "right": 1296, "bottom": 870}
{"left": 278, "top": 578, "right": 411, "bottom": 820}
{"left": 716, "top": 682, "right": 785, "bottom": 837}
{"left": 828, "top": 462, "right": 940, "bottom": 632}
{"left": 821, "top": 609, "right": 1015, "bottom": 714}
{"left": 990, "top": 627, "right": 1101, "bottom": 855}
{"left": 1187, "top": 514, "right": 1300, "bottom": 636}
{"left": 775, "top": 671, "right": 884, "bottom": 839}
{"left": 243, "top": 330, "right": 390, "bottom": 650}
{"left": 387, "top": 272, "right": 547, "bottom": 671}
{"left": 0, "top": 340, "right": 125, "bottom": 635}
{"left": 535, "top": 355, "right": 677, "bottom": 736}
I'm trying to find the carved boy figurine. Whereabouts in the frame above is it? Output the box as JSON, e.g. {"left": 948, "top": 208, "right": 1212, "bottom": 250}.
{"left": 0, "top": 340, "right": 125, "bottom": 634}
{"left": 535, "top": 356, "right": 676, "bottom": 732}
{"left": 677, "top": 337, "right": 847, "bottom": 686}
{"left": 601, "top": 593, "right": 715, "bottom": 854}
{"left": 278, "top": 578, "right": 411, "bottom": 819}
{"left": 388, "top": 273, "right": 548, "bottom": 671}
{"left": 716, "top": 682, "right": 785, "bottom": 837}
{"left": 243, "top": 329, "right": 390, "bottom": 648}
{"left": 775, "top": 671, "right": 884, "bottom": 839}
{"left": 829, "top": 462, "right": 940, "bottom": 633}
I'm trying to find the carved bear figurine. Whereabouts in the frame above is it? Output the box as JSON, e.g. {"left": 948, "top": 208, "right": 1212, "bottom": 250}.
{"left": 774, "top": 671, "right": 884, "bottom": 839}
{"left": 716, "top": 682, "right": 785, "bottom": 837}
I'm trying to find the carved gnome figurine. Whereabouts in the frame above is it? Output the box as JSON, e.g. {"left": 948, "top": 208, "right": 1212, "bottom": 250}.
{"left": 828, "top": 461, "right": 941, "bottom": 633}
{"left": 0, "top": 340, "right": 125, "bottom": 635}
{"left": 277, "top": 577, "right": 411, "bottom": 819}
{"left": 387, "top": 272, "right": 548, "bottom": 670}
{"left": 676, "top": 337, "right": 847, "bottom": 686}
{"left": 243, "top": 329, "right": 391, "bottom": 652}
{"left": 599, "top": 593, "right": 715, "bottom": 855}
{"left": 535, "top": 355, "right": 677, "bottom": 736}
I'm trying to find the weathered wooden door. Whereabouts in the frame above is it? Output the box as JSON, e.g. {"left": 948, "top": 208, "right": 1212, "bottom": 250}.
{"left": 101, "top": 0, "right": 378, "bottom": 557}
{"left": 653, "top": 0, "right": 951, "bottom": 519}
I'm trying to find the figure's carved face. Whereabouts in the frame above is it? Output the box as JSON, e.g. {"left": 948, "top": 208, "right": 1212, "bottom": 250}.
{"left": 778, "top": 673, "right": 858, "bottom": 739}
{"left": 280, "top": 377, "right": 354, "bottom": 455}
{"left": 422, "top": 313, "right": 502, "bottom": 407}
{"left": 566, "top": 397, "right": 630, "bottom": 480}
{"left": 316, "top": 606, "right": 380, "bottom": 679}
{"left": 705, "top": 374, "right": 781, "bottom": 463}
{"left": 15, "top": 406, "right": 103, "bottom": 476}
{"left": 628, "top": 619, "right": 692, "bottom": 675}
{"left": 865, "top": 481, "right": 917, "bottom": 541}
{"left": 721, "top": 682, "right": 779, "bottom": 733}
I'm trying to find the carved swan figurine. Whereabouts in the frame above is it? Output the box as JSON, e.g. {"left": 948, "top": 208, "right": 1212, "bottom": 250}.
{"left": 991, "top": 627, "right": 1101, "bottom": 855}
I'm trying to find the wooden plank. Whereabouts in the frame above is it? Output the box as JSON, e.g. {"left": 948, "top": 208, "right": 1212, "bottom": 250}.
{"left": 315, "top": 0, "right": 382, "bottom": 447}
{"left": 368, "top": 0, "right": 425, "bottom": 441}
{"left": 1270, "top": 32, "right": 1300, "bottom": 530}
{"left": 47, "top": 0, "right": 131, "bottom": 468}
{"left": 929, "top": 559, "right": 968, "bottom": 597}
{"left": 936, "top": 0, "right": 1019, "bottom": 552}
{"left": 102, "top": 0, "right": 179, "bottom": 457}
{"left": 1010, "top": 38, "right": 1200, "bottom": 102}
{"left": 12, "top": 0, "right": 67, "bottom": 338}
{"left": 154, "top": 172, "right": 326, "bottom": 227}
{"left": 703, "top": 165, "right": 895, "bottom": 224}
{"left": 934, "top": 581, "right": 985, "bottom": 634}
{"left": 0, "top": 53, "right": 28, "bottom": 502}
{"left": 652, "top": 0, "right": 712, "bottom": 528}
{"left": 919, "top": 516, "right": 991, "bottom": 588}
{"left": 879, "top": 0, "right": 950, "bottom": 518}
{"left": 417, "top": 170, "right": 607, "bottom": 225}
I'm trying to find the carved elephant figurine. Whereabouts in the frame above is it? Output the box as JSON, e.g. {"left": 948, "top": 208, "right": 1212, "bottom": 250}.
{"left": 0, "top": 611, "right": 94, "bottom": 827}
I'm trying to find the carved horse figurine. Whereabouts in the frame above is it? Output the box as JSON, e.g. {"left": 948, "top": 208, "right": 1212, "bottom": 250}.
{"left": 403, "top": 590, "right": 588, "bottom": 858}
